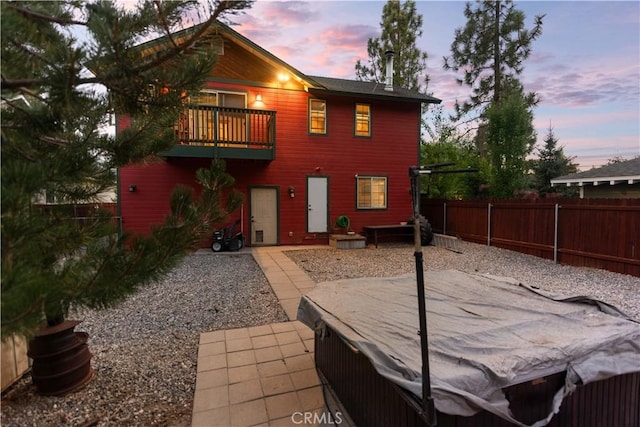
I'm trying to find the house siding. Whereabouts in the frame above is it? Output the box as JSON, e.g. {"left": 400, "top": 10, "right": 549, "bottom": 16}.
{"left": 118, "top": 38, "right": 424, "bottom": 247}
{"left": 583, "top": 184, "right": 640, "bottom": 199}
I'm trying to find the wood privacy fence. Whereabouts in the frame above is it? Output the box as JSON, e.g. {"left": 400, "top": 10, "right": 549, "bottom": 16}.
{"left": 421, "top": 198, "right": 640, "bottom": 277}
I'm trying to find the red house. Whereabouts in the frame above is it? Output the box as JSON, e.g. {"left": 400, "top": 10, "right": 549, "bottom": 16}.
{"left": 117, "top": 22, "right": 440, "bottom": 248}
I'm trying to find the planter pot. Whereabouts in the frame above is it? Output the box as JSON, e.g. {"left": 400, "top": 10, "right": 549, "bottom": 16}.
{"left": 27, "top": 320, "right": 93, "bottom": 396}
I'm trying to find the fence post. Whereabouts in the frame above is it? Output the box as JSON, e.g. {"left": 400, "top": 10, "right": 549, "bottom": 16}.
{"left": 487, "top": 203, "right": 492, "bottom": 246}
{"left": 443, "top": 202, "right": 447, "bottom": 236}
{"left": 554, "top": 204, "right": 560, "bottom": 264}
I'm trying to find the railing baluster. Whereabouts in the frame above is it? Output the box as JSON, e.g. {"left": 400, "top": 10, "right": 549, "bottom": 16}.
{"left": 175, "top": 105, "right": 274, "bottom": 152}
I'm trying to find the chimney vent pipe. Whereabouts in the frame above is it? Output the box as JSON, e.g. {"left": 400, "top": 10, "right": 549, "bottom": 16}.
{"left": 384, "top": 50, "right": 394, "bottom": 91}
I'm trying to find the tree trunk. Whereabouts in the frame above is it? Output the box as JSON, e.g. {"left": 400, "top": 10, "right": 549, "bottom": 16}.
{"left": 493, "top": 0, "right": 501, "bottom": 104}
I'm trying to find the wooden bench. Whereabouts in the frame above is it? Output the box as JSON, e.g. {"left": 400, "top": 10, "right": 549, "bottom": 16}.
{"left": 362, "top": 224, "right": 414, "bottom": 248}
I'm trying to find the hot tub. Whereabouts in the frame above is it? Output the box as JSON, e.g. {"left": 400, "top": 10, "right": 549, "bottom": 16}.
{"left": 298, "top": 270, "right": 640, "bottom": 427}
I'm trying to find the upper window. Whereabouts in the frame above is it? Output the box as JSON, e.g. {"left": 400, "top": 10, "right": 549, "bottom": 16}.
{"left": 355, "top": 103, "right": 371, "bottom": 137}
{"left": 309, "top": 99, "right": 326, "bottom": 135}
{"left": 356, "top": 176, "right": 387, "bottom": 209}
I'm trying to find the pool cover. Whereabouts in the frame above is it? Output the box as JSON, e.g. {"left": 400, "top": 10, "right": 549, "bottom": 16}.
{"left": 297, "top": 270, "right": 640, "bottom": 427}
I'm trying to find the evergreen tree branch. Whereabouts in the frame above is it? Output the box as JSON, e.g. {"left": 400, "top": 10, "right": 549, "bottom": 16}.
{"left": 132, "top": 1, "right": 250, "bottom": 76}
{"left": 4, "top": 2, "right": 86, "bottom": 26}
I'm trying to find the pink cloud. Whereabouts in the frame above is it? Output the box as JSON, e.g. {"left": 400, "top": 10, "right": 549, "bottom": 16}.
{"left": 534, "top": 110, "right": 639, "bottom": 131}
{"left": 525, "top": 52, "right": 639, "bottom": 108}
{"left": 316, "top": 25, "right": 376, "bottom": 52}
{"left": 257, "top": 1, "right": 317, "bottom": 26}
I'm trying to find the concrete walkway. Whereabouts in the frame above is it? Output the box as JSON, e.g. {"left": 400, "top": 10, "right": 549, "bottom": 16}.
{"left": 191, "top": 246, "right": 329, "bottom": 427}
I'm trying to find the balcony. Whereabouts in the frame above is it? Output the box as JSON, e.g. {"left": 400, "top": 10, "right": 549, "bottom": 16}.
{"left": 162, "top": 106, "right": 276, "bottom": 160}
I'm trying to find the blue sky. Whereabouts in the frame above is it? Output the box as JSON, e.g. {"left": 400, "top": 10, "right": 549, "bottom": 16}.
{"left": 229, "top": 1, "right": 640, "bottom": 170}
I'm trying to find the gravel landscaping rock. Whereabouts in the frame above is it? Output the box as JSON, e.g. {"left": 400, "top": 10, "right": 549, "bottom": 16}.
{"left": 2, "top": 242, "right": 637, "bottom": 427}
{"left": 284, "top": 241, "right": 640, "bottom": 321}
{"left": 1, "top": 252, "right": 288, "bottom": 427}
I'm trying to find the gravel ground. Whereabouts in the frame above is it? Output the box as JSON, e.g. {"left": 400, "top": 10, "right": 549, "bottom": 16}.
{"left": 2, "top": 242, "right": 638, "bottom": 427}
{"left": 1, "top": 252, "right": 288, "bottom": 427}
{"left": 284, "top": 241, "right": 640, "bottom": 321}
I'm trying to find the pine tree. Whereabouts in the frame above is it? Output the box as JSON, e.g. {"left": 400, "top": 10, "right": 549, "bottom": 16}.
{"left": 354, "top": 0, "right": 429, "bottom": 92}
{"left": 484, "top": 79, "right": 536, "bottom": 198}
{"left": 444, "top": 0, "right": 544, "bottom": 121}
{"left": 1, "top": 1, "right": 252, "bottom": 339}
{"left": 532, "top": 126, "right": 579, "bottom": 196}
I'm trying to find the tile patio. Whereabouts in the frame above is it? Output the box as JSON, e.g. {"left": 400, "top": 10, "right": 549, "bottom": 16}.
{"left": 192, "top": 246, "right": 332, "bottom": 427}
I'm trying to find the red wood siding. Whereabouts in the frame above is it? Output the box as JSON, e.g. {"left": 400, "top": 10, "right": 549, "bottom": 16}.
{"left": 119, "top": 80, "right": 423, "bottom": 246}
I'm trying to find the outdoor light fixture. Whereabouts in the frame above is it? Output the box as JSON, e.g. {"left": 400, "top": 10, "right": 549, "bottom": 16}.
{"left": 278, "top": 72, "right": 290, "bottom": 83}
{"left": 288, "top": 186, "right": 295, "bottom": 198}
{"left": 129, "top": 184, "right": 137, "bottom": 192}
{"left": 254, "top": 93, "right": 265, "bottom": 108}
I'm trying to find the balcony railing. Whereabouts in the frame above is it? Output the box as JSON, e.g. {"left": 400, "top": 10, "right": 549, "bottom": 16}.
{"left": 162, "top": 106, "right": 276, "bottom": 160}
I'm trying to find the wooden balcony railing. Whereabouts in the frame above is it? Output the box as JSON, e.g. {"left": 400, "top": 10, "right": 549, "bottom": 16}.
{"left": 164, "top": 106, "right": 276, "bottom": 160}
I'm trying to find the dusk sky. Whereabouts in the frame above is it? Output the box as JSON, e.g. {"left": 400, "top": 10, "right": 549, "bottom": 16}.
{"left": 226, "top": 0, "right": 639, "bottom": 170}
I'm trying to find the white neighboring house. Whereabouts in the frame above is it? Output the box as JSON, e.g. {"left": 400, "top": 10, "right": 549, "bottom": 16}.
{"left": 33, "top": 189, "right": 117, "bottom": 206}
{"left": 551, "top": 157, "right": 640, "bottom": 199}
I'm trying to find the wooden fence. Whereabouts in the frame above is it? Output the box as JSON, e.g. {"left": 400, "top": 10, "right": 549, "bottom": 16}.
{"left": 421, "top": 198, "right": 640, "bottom": 277}
{"left": 1, "top": 335, "right": 29, "bottom": 391}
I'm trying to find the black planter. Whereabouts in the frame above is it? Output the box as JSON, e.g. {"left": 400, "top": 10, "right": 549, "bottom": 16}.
{"left": 27, "top": 320, "right": 93, "bottom": 396}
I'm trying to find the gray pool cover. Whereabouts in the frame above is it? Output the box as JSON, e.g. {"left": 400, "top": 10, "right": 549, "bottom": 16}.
{"left": 297, "top": 270, "right": 640, "bottom": 427}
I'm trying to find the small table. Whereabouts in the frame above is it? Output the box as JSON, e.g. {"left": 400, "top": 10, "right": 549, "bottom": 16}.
{"left": 362, "top": 224, "right": 414, "bottom": 248}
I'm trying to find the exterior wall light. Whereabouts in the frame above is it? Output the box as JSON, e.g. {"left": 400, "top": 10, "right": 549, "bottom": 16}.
{"left": 278, "top": 73, "right": 290, "bottom": 83}
{"left": 288, "top": 186, "right": 295, "bottom": 198}
{"left": 129, "top": 184, "right": 137, "bottom": 192}
{"left": 254, "top": 93, "right": 264, "bottom": 108}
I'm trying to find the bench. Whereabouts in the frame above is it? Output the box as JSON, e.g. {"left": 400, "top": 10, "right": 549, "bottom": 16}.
{"left": 362, "top": 224, "right": 414, "bottom": 248}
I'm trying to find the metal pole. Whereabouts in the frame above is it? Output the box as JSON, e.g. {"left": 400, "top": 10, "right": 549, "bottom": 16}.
{"left": 554, "top": 204, "right": 559, "bottom": 263}
{"left": 409, "top": 166, "right": 437, "bottom": 427}
{"left": 443, "top": 202, "right": 447, "bottom": 236}
{"left": 487, "top": 203, "right": 492, "bottom": 246}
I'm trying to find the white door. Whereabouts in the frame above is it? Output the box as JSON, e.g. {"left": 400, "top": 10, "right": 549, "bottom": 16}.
{"left": 250, "top": 187, "right": 278, "bottom": 245}
{"left": 307, "top": 177, "right": 328, "bottom": 233}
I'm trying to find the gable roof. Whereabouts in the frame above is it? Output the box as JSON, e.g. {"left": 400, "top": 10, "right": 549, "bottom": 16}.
{"left": 134, "top": 21, "right": 441, "bottom": 104}
{"left": 551, "top": 157, "right": 640, "bottom": 187}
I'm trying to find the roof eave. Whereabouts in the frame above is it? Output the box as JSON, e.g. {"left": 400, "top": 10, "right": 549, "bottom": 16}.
{"left": 307, "top": 87, "right": 441, "bottom": 104}
{"left": 551, "top": 175, "right": 640, "bottom": 187}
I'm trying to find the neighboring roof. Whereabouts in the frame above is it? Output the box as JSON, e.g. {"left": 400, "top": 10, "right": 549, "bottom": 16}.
{"left": 134, "top": 21, "right": 441, "bottom": 104}
{"left": 551, "top": 157, "right": 640, "bottom": 187}
{"left": 308, "top": 76, "right": 441, "bottom": 104}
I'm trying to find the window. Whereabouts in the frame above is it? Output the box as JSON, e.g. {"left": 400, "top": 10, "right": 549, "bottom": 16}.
{"left": 189, "top": 91, "right": 217, "bottom": 141}
{"left": 309, "top": 99, "right": 326, "bottom": 134}
{"left": 355, "top": 103, "right": 371, "bottom": 137}
{"left": 177, "top": 90, "right": 247, "bottom": 143}
{"left": 357, "top": 176, "right": 387, "bottom": 209}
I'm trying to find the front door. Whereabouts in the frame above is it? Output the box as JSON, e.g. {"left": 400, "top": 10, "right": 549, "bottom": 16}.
{"left": 250, "top": 187, "right": 278, "bottom": 246}
{"left": 307, "top": 176, "right": 328, "bottom": 233}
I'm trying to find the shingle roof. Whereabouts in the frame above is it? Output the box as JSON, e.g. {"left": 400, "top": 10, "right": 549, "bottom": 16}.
{"left": 133, "top": 21, "right": 441, "bottom": 104}
{"left": 551, "top": 157, "right": 640, "bottom": 186}
{"left": 307, "top": 76, "right": 441, "bottom": 104}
